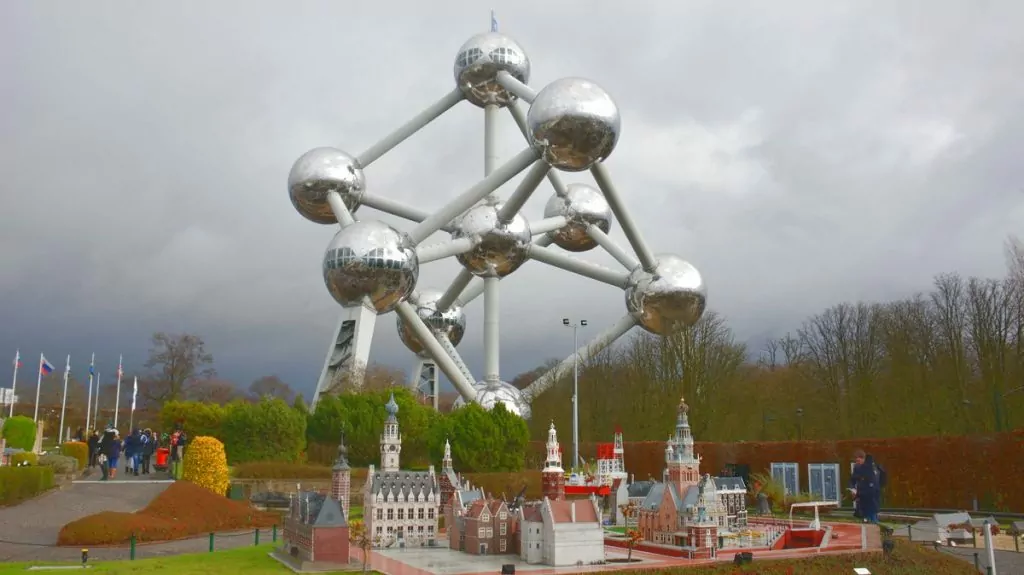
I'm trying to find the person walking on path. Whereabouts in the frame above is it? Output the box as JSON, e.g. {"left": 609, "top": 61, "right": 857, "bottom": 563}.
{"left": 98, "top": 427, "right": 115, "bottom": 481}
{"left": 139, "top": 429, "right": 154, "bottom": 475}
{"left": 87, "top": 430, "right": 99, "bottom": 468}
{"left": 108, "top": 432, "right": 122, "bottom": 479}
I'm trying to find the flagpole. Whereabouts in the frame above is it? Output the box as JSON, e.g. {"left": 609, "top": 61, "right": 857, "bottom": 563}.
{"left": 114, "top": 355, "right": 123, "bottom": 428}
{"left": 94, "top": 372, "right": 101, "bottom": 428}
{"left": 129, "top": 376, "right": 137, "bottom": 431}
{"left": 59, "top": 355, "right": 70, "bottom": 444}
{"left": 9, "top": 349, "right": 19, "bottom": 418}
{"left": 85, "top": 353, "right": 95, "bottom": 432}
{"left": 33, "top": 353, "right": 44, "bottom": 423}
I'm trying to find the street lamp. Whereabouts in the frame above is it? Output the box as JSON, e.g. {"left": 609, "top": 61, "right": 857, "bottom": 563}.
{"left": 563, "top": 317, "right": 587, "bottom": 471}
{"left": 796, "top": 407, "right": 804, "bottom": 441}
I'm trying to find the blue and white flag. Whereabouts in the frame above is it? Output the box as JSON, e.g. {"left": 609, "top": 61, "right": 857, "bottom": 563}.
{"left": 40, "top": 356, "right": 54, "bottom": 376}
{"left": 491, "top": 10, "right": 498, "bottom": 32}
{"left": 131, "top": 376, "right": 138, "bottom": 411}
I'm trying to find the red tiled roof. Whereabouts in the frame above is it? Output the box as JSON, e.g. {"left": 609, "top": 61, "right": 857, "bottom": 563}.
{"left": 548, "top": 499, "right": 599, "bottom": 524}
{"left": 521, "top": 503, "right": 543, "bottom": 523}
{"left": 488, "top": 499, "right": 505, "bottom": 514}
{"left": 466, "top": 499, "right": 487, "bottom": 519}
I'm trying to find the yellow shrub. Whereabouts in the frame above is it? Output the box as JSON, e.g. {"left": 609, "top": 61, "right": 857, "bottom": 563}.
{"left": 61, "top": 441, "right": 89, "bottom": 470}
{"left": 182, "top": 436, "right": 230, "bottom": 496}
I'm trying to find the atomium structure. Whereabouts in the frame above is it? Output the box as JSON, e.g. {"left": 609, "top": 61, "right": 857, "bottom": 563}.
{"left": 291, "top": 27, "right": 707, "bottom": 419}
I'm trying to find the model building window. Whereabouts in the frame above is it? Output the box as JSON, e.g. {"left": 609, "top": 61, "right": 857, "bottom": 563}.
{"left": 487, "top": 527, "right": 493, "bottom": 537}
{"left": 427, "top": 525, "right": 434, "bottom": 533}
{"left": 499, "top": 511, "right": 507, "bottom": 520}
{"left": 418, "top": 508, "right": 425, "bottom": 519}
{"left": 398, "top": 508, "right": 405, "bottom": 520}
{"left": 376, "top": 526, "right": 382, "bottom": 535}
{"left": 500, "top": 539, "right": 507, "bottom": 552}
{"left": 376, "top": 508, "right": 383, "bottom": 520}
{"left": 387, "top": 508, "right": 394, "bottom": 520}
{"left": 478, "top": 527, "right": 485, "bottom": 537}
{"left": 428, "top": 508, "right": 435, "bottom": 519}
{"left": 500, "top": 522, "right": 507, "bottom": 535}
{"left": 408, "top": 507, "right": 415, "bottom": 519}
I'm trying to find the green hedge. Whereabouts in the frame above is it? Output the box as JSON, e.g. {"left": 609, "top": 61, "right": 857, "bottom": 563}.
{"left": 232, "top": 461, "right": 333, "bottom": 480}
{"left": 220, "top": 398, "right": 305, "bottom": 464}
{"left": 2, "top": 416, "right": 37, "bottom": 450}
{"left": 160, "top": 401, "right": 225, "bottom": 437}
{"left": 0, "top": 466, "right": 55, "bottom": 506}
{"left": 60, "top": 441, "right": 89, "bottom": 470}
{"left": 39, "top": 453, "right": 78, "bottom": 475}
{"left": 11, "top": 452, "right": 38, "bottom": 466}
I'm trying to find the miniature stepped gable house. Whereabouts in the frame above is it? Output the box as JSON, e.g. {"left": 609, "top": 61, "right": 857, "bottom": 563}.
{"left": 363, "top": 393, "right": 440, "bottom": 548}
{"left": 438, "top": 438, "right": 469, "bottom": 512}
{"left": 448, "top": 496, "right": 519, "bottom": 555}
{"left": 518, "top": 495, "right": 605, "bottom": 566}
{"left": 683, "top": 475, "right": 719, "bottom": 560}
{"left": 541, "top": 421, "right": 566, "bottom": 501}
{"left": 636, "top": 397, "right": 746, "bottom": 545}
{"left": 281, "top": 433, "right": 350, "bottom": 565}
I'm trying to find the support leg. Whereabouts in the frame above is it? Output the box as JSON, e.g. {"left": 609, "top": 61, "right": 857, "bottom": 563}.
{"left": 311, "top": 305, "right": 377, "bottom": 411}
{"left": 396, "top": 302, "right": 477, "bottom": 401}
{"left": 483, "top": 274, "right": 500, "bottom": 383}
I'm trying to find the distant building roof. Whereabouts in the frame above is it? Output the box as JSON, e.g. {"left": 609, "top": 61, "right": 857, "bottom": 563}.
{"left": 714, "top": 476, "right": 746, "bottom": 491}
{"left": 369, "top": 470, "right": 437, "bottom": 499}
{"left": 628, "top": 480, "right": 655, "bottom": 498}
{"left": 294, "top": 492, "right": 348, "bottom": 527}
{"left": 547, "top": 499, "right": 600, "bottom": 524}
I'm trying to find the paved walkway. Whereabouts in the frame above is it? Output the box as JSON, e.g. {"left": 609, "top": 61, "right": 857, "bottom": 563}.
{"left": 0, "top": 469, "right": 173, "bottom": 562}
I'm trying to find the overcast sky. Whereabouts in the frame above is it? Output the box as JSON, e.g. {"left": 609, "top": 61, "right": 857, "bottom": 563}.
{"left": 2, "top": 1, "right": 1023, "bottom": 398}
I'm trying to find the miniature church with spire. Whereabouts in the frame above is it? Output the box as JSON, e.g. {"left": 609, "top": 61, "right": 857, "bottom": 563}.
{"left": 541, "top": 421, "right": 566, "bottom": 501}
{"left": 635, "top": 396, "right": 747, "bottom": 545}
{"left": 364, "top": 392, "right": 440, "bottom": 548}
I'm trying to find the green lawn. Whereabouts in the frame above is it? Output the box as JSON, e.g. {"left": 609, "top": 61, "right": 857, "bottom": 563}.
{"left": 0, "top": 544, "right": 378, "bottom": 574}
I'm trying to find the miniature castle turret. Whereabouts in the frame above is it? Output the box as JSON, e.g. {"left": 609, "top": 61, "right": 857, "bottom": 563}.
{"left": 331, "top": 430, "right": 351, "bottom": 520}
{"left": 380, "top": 392, "right": 401, "bottom": 471}
{"left": 542, "top": 421, "right": 566, "bottom": 501}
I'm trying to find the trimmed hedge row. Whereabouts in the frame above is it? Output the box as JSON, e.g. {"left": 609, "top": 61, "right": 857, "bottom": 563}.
{"left": 529, "top": 430, "right": 1024, "bottom": 511}
{"left": 0, "top": 465, "right": 55, "bottom": 506}
{"left": 11, "top": 452, "right": 37, "bottom": 466}
{"left": 60, "top": 441, "right": 89, "bottom": 470}
{"left": 57, "top": 481, "right": 278, "bottom": 545}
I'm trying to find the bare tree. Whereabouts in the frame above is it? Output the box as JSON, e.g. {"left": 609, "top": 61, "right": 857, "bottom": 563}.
{"left": 187, "top": 378, "right": 241, "bottom": 404}
{"left": 141, "top": 333, "right": 215, "bottom": 405}
{"left": 248, "top": 375, "right": 295, "bottom": 402}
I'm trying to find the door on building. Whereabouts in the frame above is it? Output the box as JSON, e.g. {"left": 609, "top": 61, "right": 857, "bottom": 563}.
{"left": 770, "top": 462, "right": 799, "bottom": 496}
{"left": 807, "top": 463, "right": 840, "bottom": 502}
{"left": 480, "top": 543, "right": 488, "bottom": 554}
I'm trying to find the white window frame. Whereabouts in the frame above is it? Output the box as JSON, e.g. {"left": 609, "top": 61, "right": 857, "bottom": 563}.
{"left": 807, "top": 463, "right": 841, "bottom": 503}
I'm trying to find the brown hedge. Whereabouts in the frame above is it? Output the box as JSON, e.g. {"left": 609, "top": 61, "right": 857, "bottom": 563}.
{"left": 530, "top": 430, "right": 1024, "bottom": 511}
{"left": 57, "top": 481, "right": 278, "bottom": 546}
{"left": 60, "top": 441, "right": 89, "bottom": 471}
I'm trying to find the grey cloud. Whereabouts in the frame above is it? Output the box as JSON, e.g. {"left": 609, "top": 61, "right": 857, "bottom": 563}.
{"left": 2, "top": 0, "right": 1023, "bottom": 396}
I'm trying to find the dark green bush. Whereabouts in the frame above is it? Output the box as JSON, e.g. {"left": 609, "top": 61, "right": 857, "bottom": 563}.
{"left": 231, "top": 461, "right": 332, "bottom": 479}
{"left": 159, "top": 401, "right": 225, "bottom": 437}
{"left": 0, "top": 466, "right": 55, "bottom": 506}
{"left": 1, "top": 415, "right": 37, "bottom": 450}
{"left": 220, "top": 398, "right": 305, "bottom": 464}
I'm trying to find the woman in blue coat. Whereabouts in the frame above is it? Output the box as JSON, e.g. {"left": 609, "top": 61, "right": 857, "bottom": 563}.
{"left": 849, "top": 450, "right": 880, "bottom": 523}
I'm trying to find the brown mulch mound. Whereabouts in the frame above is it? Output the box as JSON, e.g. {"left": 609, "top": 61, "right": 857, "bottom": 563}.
{"left": 57, "top": 481, "right": 279, "bottom": 546}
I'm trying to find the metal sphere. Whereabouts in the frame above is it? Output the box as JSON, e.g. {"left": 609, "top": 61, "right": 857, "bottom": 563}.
{"left": 452, "top": 202, "right": 531, "bottom": 277}
{"left": 322, "top": 220, "right": 419, "bottom": 314}
{"left": 288, "top": 147, "right": 366, "bottom": 225}
{"left": 625, "top": 254, "right": 707, "bottom": 335}
{"left": 527, "top": 78, "right": 620, "bottom": 172}
{"left": 542, "top": 183, "right": 614, "bottom": 252}
{"left": 452, "top": 380, "right": 532, "bottom": 419}
{"left": 396, "top": 289, "right": 467, "bottom": 356}
{"left": 454, "top": 32, "right": 531, "bottom": 108}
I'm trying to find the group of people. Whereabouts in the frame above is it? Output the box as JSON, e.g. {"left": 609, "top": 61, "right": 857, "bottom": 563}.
{"left": 849, "top": 449, "right": 887, "bottom": 523}
{"left": 80, "top": 426, "right": 160, "bottom": 481}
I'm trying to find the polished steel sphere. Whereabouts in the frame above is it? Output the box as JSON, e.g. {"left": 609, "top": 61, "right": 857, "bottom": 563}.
{"left": 527, "top": 78, "right": 620, "bottom": 172}
{"left": 322, "top": 220, "right": 419, "bottom": 314}
{"left": 625, "top": 254, "right": 707, "bottom": 335}
{"left": 288, "top": 147, "right": 366, "bottom": 225}
{"left": 542, "top": 183, "right": 614, "bottom": 252}
{"left": 452, "top": 380, "right": 532, "bottom": 419}
{"left": 452, "top": 202, "right": 531, "bottom": 277}
{"left": 454, "top": 32, "right": 531, "bottom": 108}
{"left": 396, "top": 289, "right": 467, "bottom": 356}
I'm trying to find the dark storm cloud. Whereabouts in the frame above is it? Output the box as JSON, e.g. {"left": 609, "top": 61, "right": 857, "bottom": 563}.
{"left": 2, "top": 1, "right": 1023, "bottom": 395}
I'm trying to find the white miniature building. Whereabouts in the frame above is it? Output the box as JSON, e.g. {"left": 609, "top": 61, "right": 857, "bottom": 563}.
{"left": 518, "top": 495, "right": 605, "bottom": 566}
{"left": 363, "top": 393, "right": 440, "bottom": 548}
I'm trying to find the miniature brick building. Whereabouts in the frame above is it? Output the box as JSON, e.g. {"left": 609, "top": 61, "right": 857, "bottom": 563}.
{"left": 541, "top": 422, "right": 565, "bottom": 502}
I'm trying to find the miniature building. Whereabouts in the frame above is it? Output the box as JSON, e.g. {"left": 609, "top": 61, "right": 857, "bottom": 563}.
{"left": 280, "top": 433, "right": 350, "bottom": 567}
{"left": 541, "top": 422, "right": 565, "bottom": 502}
{"left": 518, "top": 496, "right": 605, "bottom": 566}
{"left": 636, "top": 397, "right": 748, "bottom": 544}
{"left": 449, "top": 497, "right": 518, "bottom": 555}
{"left": 363, "top": 393, "right": 440, "bottom": 548}
{"left": 682, "top": 476, "right": 719, "bottom": 559}
{"left": 437, "top": 437, "right": 466, "bottom": 513}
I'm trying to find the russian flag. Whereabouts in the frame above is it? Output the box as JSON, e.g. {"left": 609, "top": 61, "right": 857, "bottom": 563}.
{"left": 40, "top": 356, "right": 54, "bottom": 376}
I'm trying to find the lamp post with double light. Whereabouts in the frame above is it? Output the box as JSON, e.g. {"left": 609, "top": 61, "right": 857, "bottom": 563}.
{"left": 563, "top": 317, "right": 587, "bottom": 471}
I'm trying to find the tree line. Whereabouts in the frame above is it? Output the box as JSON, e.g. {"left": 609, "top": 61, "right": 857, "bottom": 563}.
{"left": 524, "top": 239, "right": 1024, "bottom": 444}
